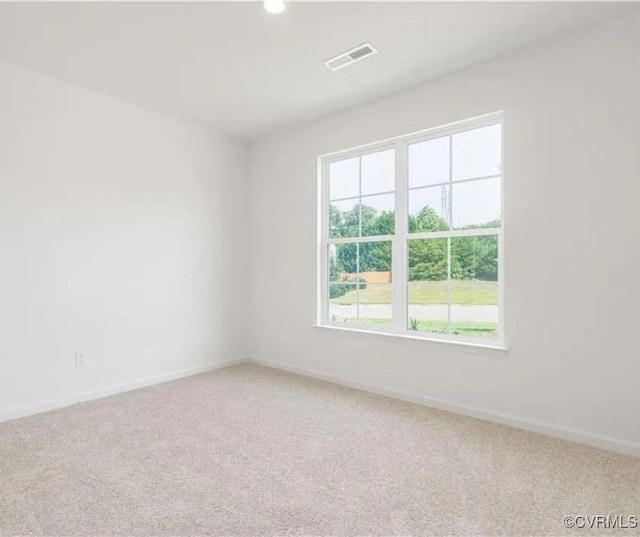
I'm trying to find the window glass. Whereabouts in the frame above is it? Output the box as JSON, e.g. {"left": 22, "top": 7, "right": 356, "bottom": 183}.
{"left": 408, "top": 185, "right": 450, "bottom": 232}
{"left": 448, "top": 236, "right": 499, "bottom": 339}
{"left": 329, "top": 198, "right": 360, "bottom": 238}
{"left": 362, "top": 149, "right": 394, "bottom": 195}
{"left": 322, "top": 117, "right": 503, "bottom": 346}
{"left": 329, "top": 157, "right": 359, "bottom": 200}
{"left": 361, "top": 193, "right": 395, "bottom": 237}
{"left": 408, "top": 136, "right": 449, "bottom": 188}
{"left": 328, "top": 243, "right": 359, "bottom": 326}
{"left": 452, "top": 124, "right": 501, "bottom": 181}
{"left": 357, "top": 241, "right": 392, "bottom": 329}
{"left": 407, "top": 238, "right": 448, "bottom": 334}
{"left": 451, "top": 177, "right": 501, "bottom": 229}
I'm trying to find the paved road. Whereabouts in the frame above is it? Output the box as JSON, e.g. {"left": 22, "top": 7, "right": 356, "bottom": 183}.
{"left": 331, "top": 304, "right": 497, "bottom": 322}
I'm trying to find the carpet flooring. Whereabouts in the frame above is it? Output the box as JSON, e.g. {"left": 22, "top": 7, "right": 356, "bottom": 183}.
{"left": 1, "top": 363, "right": 638, "bottom": 536}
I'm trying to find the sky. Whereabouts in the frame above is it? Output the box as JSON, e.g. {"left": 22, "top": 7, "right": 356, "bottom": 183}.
{"left": 329, "top": 124, "right": 502, "bottom": 228}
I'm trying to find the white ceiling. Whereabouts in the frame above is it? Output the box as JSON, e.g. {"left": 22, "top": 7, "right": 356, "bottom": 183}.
{"left": 0, "top": 2, "right": 630, "bottom": 139}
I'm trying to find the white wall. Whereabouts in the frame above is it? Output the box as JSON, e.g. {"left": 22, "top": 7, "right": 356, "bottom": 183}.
{"left": 0, "top": 62, "right": 248, "bottom": 418}
{"left": 248, "top": 13, "right": 640, "bottom": 453}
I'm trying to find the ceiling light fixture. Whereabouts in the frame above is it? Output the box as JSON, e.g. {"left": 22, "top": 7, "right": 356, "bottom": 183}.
{"left": 264, "top": 0, "right": 285, "bottom": 14}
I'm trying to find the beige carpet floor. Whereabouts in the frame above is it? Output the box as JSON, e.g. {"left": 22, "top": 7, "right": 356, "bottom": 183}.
{"left": 1, "top": 363, "right": 638, "bottom": 536}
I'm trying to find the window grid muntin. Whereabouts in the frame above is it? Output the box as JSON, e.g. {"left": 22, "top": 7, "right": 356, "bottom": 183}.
{"left": 328, "top": 150, "right": 397, "bottom": 240}
{"left": 320, "top": 113, "right": 503, "bottom": 346}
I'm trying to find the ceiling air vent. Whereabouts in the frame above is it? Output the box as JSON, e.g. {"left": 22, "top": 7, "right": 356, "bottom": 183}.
{"left": 325, "top": 42, "right": 378, "bottom": 71}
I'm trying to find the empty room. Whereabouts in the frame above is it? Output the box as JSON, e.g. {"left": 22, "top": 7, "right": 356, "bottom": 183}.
{"left": 1, "top": 1, "right": 639, "bottom": 535}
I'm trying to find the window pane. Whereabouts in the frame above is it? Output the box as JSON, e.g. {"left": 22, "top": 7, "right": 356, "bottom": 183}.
{"left": 328, "top": 242, "right": 392, "bottom": 327}
{"left": 361, "top": 193, "right": 394, "bottom": 237}
{"left": 358, "top": 241, "right": 392, "bottom": 328}
{"left": 451, "top": 177, "right": 501, "bottom": 229}
{"left": 449, "top": 236, "right": 499, "bottom": 340}
{"left": 357, "top": 285, "right": 392, "bottom": 329}
{"left": 324, "top": 118, "right": 503, "bottom": 343}
{"left": 329, "top": 157, "right": 359, "bottom": 200}
{"left": 329, "top": 198, "right": 359, "bottom": 238}
{"left": 452, "top": 124, "right": 501, "bottom": 181}
{"left": 407, "top": 238, "right": 449, "bottom": 334}
{"left": 361, "top": 149, "right": 394, "bottom": 195}
{"left": 328, "top": 243, "right": 359, "bottom": 325}
{"left": 408, "top": 136, "right": 449, "bottom": 188}
{"left": 408, "top": 185, "right": 450, "bottom": 232}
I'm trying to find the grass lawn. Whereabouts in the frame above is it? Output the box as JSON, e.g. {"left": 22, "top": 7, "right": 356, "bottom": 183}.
{"left": 338, "top": 317, "right": 498, "bottom": 338}
{"left": 331, "top": 280, "right": 497, "bottom": 305}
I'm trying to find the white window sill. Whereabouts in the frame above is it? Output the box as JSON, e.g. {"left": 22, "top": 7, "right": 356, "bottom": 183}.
{"left": 313, "top": 323, "right": 509, "bottom": 354}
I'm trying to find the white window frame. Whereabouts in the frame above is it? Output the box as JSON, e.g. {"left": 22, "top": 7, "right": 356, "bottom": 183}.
{"left": 317, "top": 112, "right": 505, "bottom": 349}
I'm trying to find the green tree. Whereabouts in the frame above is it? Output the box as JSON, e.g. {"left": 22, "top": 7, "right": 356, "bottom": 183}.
{"left": 408, "top": 238, "right": 447, "bottom": 281}
{"left": 409, "top": 206, "right": 449, "bottom": 233}
{"left": 330, "top": 202, "right": 498, "bottom": 282}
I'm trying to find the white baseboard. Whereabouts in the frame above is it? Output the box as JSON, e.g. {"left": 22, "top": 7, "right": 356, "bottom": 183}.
{"left": 0, "top": 357, "right": 246, "bottom": 424}
{"left": 248, "top": 357, "right": 640, "bottom": 458}
{"left": 4, "top": 355, "right": 638, "bottom": 457}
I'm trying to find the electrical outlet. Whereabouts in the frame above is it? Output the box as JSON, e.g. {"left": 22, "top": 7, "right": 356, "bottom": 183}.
{"left": 75, "top": 352, "right": 86, "bottom": 368}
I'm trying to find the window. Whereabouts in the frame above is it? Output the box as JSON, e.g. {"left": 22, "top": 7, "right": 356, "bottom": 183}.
{"left": 319, "top": 113, "right": 504, "bottom": 346}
